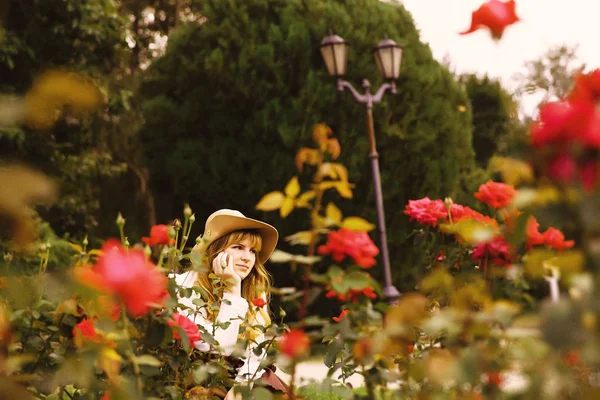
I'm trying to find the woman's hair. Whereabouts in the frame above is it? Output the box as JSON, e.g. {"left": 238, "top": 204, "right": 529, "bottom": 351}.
{"left": 195, "top": 229, "right": 272, "bottom": 340}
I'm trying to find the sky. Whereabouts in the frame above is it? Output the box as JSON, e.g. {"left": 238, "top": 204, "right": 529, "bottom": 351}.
{"left": 401, "top": 0, "right": 600, "bottom": 114}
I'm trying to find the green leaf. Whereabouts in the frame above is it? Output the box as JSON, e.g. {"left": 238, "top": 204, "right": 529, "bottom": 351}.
{"left": 252, "top": 387, "right": 273, "bottom": 400}
{"left": 134, "top": 354, "right": 162, "bottom": 367}
{"left": 324, "top": 339, "right": 343, "bottom": 368}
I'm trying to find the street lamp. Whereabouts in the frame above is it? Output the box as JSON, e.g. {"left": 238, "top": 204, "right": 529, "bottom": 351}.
{"left": 320, "top": 31, "right": 404, "bottom": 303}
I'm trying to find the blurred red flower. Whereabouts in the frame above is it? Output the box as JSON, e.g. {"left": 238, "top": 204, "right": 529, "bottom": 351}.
{"left": 474, "top": 180, "right": 517, "bottom": 209}
{"left": 404, "top": 197, "right": 448, "bottom": 226}
{"left": 317, "top": 229, "right": 379, "bottom": 268}
{"left": 581, "top": 160, "right": 599, "bottom": 192}
{"left": 73, "top": 319, "right": 99, "bottom": 342}
{"left": 77, "top": 240, "right": 168, "bottom": 316}
{"left": 564, "top": 350, "right": 580, "bottom": 367}
{"left": 543, "top": 227, "right": 575, "bottom": 250}
{"left": 486, "top": 371, "right": 504, "bottom": 386}
{"left": 525, "top": 216, "right": 545, "bottom": 248}
{"left": 460, "top": 0, "right": 520, "bottom": 40}
{"left": 545, "top": 153, "right": 577, "bottom": 183}
{"left": 279, "top": 329, "right": 310, "bottom": 358}
{"left": 332, "top": 309, "right": 348, "bottom": 322}
{"left": 472, "top": 236, "right": 514, "bottom": 266}
{"left": 326, "top": 286, "right": 377, "bottom": 304}
{"left": 251, "top": 298, "right": 267, "bottom": 308}
{"left": 569, "top": 69, "right": 600, "bottom": 104}
{"left": 167, "top": 313, "right": 202, "bottom": 346}
{"left": 142, "top": 224, "right": 174, "bottom": 246}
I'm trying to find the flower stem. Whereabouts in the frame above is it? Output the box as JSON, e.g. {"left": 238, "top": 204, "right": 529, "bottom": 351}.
{"left": 120, "top": 303, "right": 143, "bottom": 394}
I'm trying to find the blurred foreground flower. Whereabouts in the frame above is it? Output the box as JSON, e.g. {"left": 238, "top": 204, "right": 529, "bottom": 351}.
{"left": 0, "top": 164, "right": 57, "bottom": 250}
{"left": 24, "top": 69, "right": 102, "bottom": 130}
{"left": 75, "top": 240, "right": 168, "bottom": 316}
{"left": 317, "top": 229, "right": 379, "bottom": 268}
{"left": 279, "top": 329, "right": 310, "bottom": 359}
{"left": 460, "top": 0, "right": 520, "bottom": 40}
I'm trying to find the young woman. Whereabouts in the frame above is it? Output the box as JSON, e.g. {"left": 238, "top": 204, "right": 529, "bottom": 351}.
{"left": 173, "top": 209, "right": 285, "bottom": 398}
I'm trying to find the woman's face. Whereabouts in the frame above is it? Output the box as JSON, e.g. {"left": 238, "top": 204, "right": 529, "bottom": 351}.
{"left": 223, "top": 237, "right": 257, "bottom": 281}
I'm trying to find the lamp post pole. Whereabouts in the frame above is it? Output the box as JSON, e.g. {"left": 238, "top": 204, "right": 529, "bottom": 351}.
{"left": 320, "top": 32, "right": 404, "bottom": 303}
{"left": 336, "top": 78, "right": 400, "bottom": 303}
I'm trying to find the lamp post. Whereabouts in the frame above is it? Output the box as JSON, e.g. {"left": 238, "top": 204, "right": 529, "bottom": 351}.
{"left": 320, "top": 32, "right": 403, "bottom": 303}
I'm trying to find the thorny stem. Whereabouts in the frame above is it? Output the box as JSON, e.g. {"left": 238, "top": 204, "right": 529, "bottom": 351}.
{"left": 288, "top": 361, "right": 297, "bottom": 400}
{"left": 121, "top": 302, "right": 143, "bottom": 394}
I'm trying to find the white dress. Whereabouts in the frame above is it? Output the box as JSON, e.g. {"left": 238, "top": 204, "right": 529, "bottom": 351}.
{"left": 173, "top": 271, "right": 267, "bottom": 382}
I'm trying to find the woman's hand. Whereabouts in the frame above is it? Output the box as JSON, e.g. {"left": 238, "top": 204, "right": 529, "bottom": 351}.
{"left": 212, "top": 251, "right": 242, "bottom": 296}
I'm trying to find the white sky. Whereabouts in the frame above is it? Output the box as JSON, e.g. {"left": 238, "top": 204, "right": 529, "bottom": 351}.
{"left": 401, "top": 0, "right": 600, "bottom": 114}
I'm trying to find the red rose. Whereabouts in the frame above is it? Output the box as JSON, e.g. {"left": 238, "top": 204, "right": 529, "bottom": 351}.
{"left": 279, "top": 329, "right": 310, "bottom": 359}
{"left": 73, "top": 319, "right": 99, "bottom": 342}
{"left": 460, "top": 0, "right": 520, "bottom": 40}
{"left": 474, "top": 180, "right": 517, "bottom": 209}
{"left": 404, "top": 197, "right": 448, "bottom": 227}
{"left": 546, "top": 153, "right": 577, "bottom": 183}
{"left": 78, "top": 240, "right": 168, "bottom": 317}
{"left": 450, "top": 204, "right": 498, "bottom": 227}
{"left": 332, "top": 309, "right": 348, "bottom": 322}
{"left": 525, "top": 216, "right": 544, "bottom": 248}
{"left": 564, "top": 350, "right": 580, "bottom": 367}
{"left": 581, "top": 160, "right": 599, "bottom": 192}
{"left": 472, "top": 236, "right": 514, "bottom": 266}
{"left": 167, "top": 313, "right": 202, "bottom": 346}
{"left": 569, "top": 69, "right": 600, "bottom": 104}
{"left": 142, "top": 224, "right": 174, "bottom": 246}
{"left": 486, "top": 371, "right": 503, "bottom": 386}
{"left": 542, "top": 227, "right": 575, "bottom": 250}
{"left": 317, "top": 229, "right": 379, "bottom": 269}
{"left": 251, "top": 298, "right": 267, "bottom": 308}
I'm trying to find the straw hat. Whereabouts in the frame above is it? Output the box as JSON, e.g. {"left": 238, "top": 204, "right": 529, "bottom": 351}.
{"left": 199, "top": 209, "right": 278, "bottom": 263}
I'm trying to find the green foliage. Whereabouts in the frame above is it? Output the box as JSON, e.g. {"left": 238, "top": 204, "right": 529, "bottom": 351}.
{"left": 139, "top": 0, "right": 480, "bottom": 291}
{"left": 0, "top": 0, "right": 129, "bottom": 237}
{"left": 461, "top": 74, "right": 515, "bottom": 168}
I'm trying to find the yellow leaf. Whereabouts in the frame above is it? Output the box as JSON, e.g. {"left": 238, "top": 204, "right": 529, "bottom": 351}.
{"left": 341, "top": 217, "right": 376, "bottom": 232}
{"left": 317, "top": 163, "right": 337, "bottom": 180}
{"left": 312, "top": 123, "right": 332, "bottom": 150}
{"left": 544, "top": 250, "right": 585, "bottom": 276}
{"left": 284, "top": 176, "right": 301, "bottom": 198}
{"left": 68, "top": 243, "right": 83, "bottom": 253}
{"left": 439, "top": 219, "right": 497, "bottom": 244}
{"left": 522, "top": 248, "right": 555, "bottom": 278}
{"left": 295, "top": 148, "right": 322, "bottom": 171}
{"left": 295, "top": 191, "right": 316, "bottom": 208}
{"left": 285, "top": 231, "right": 313, "bottom": 246}
{"left": 280, "top": 197, "right": 295, "bottom": 218}
{"left": 334, "top": 181, "right": 354, "bottom": 199}
{"left": 534, "top": 185, "right": 561, "bottom": 206}
{"left": 99, "top": 347, "right": 121, "bottom": 382}
{"left": 332, "top": 163, "right": 349, "bottom": 182}
{"left": 255, "top": 191, "right": 285, "bottom": 211}
{"left": 326, "top": 138, "right": 341, "bottom": 160}
{"left": 326, "top": 203, "right": 343, "bottom": 226}
{"left": 489, "top": 156, "right": 533, "bottom": 186}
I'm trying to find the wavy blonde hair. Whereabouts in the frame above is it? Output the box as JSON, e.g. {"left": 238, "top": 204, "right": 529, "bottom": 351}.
{"left": 195, "top": 230, "right": 272, "bottom": 340}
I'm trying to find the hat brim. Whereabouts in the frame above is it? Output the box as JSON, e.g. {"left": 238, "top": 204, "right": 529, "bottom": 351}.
{"left": 204, "top": 215, "right": 279, "bottom": 264}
